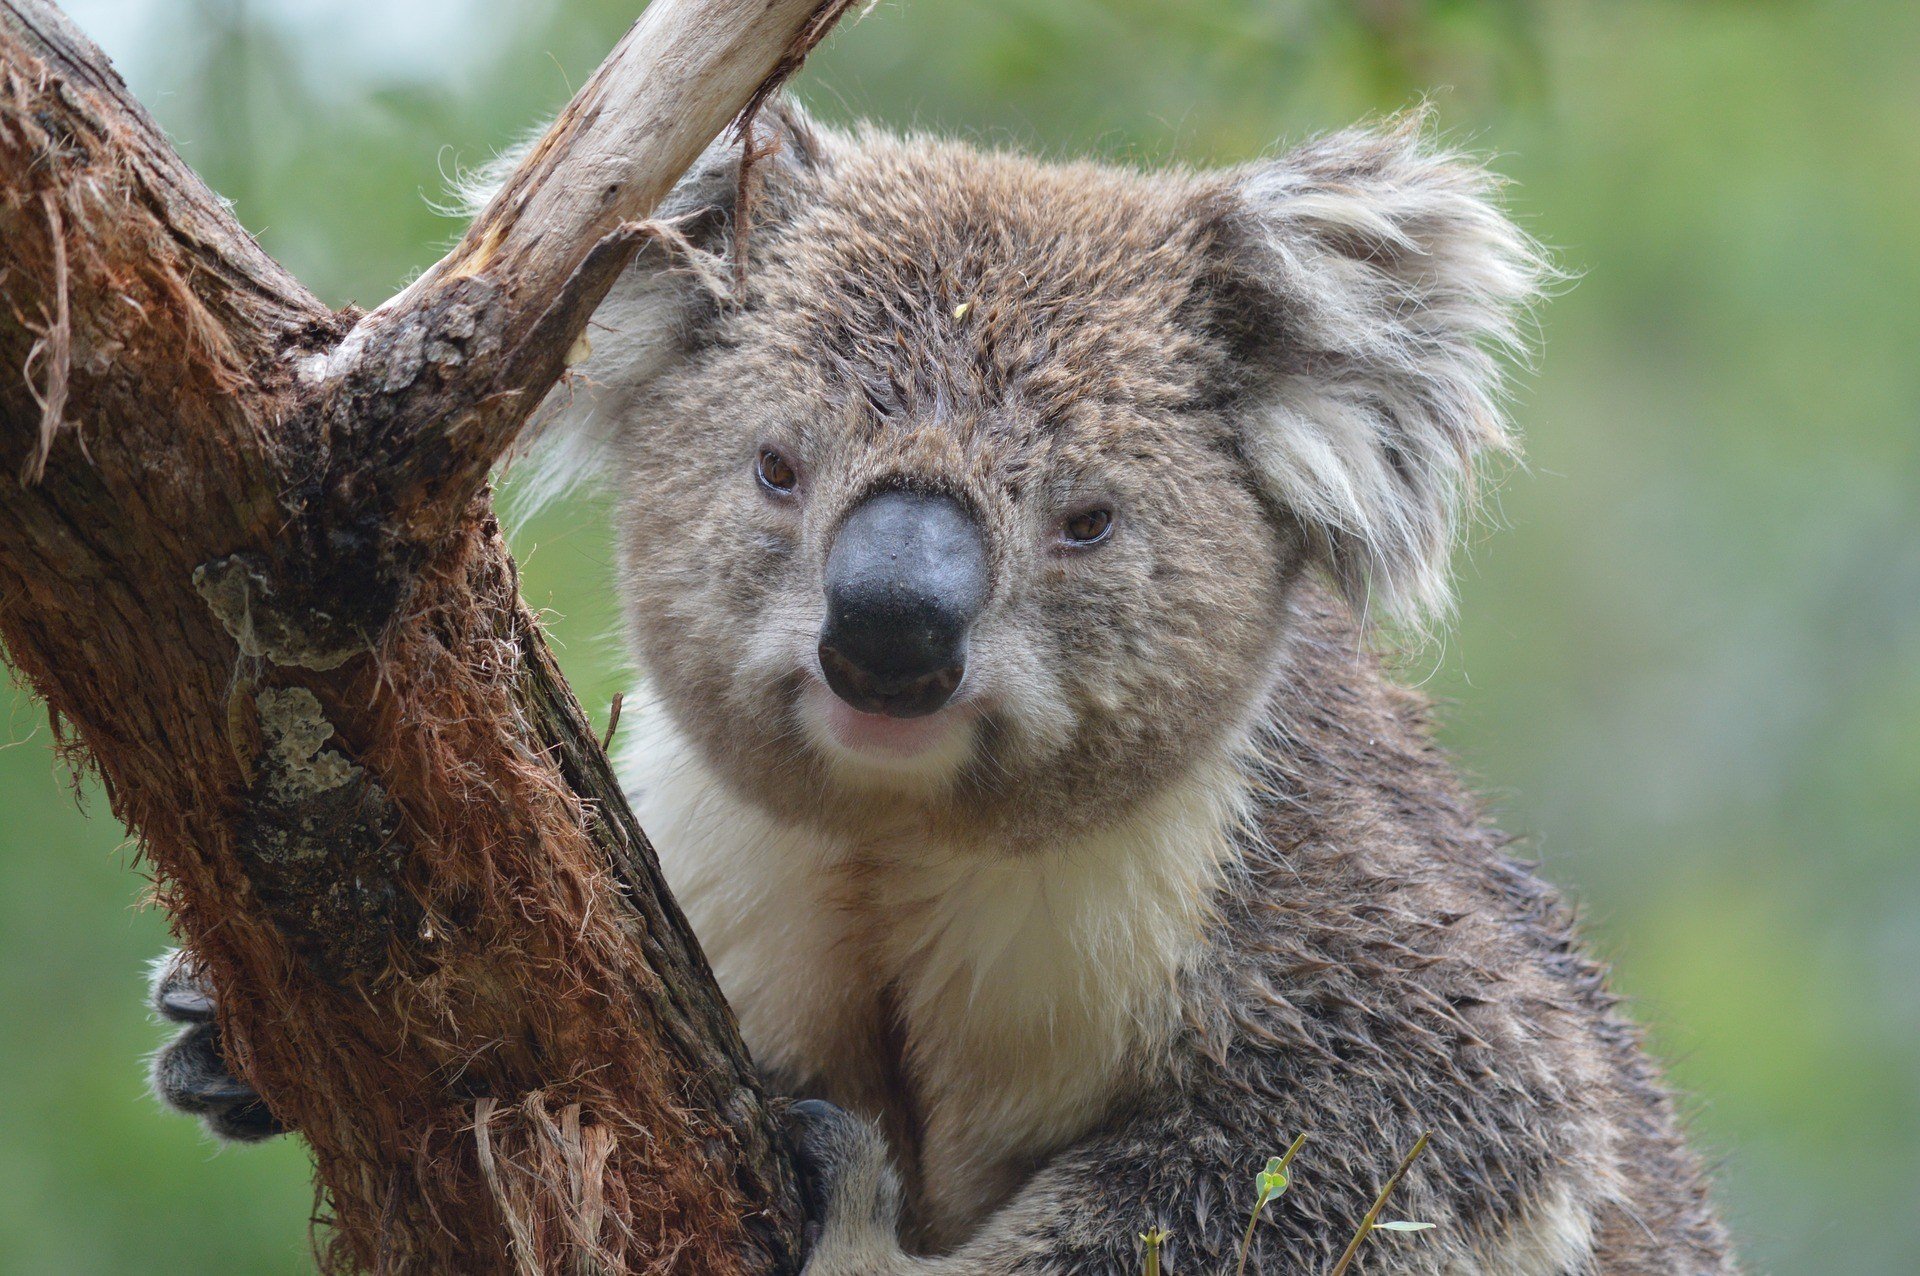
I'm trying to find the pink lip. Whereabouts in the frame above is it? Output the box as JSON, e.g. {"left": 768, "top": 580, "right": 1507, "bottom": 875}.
{"left": 822, "top": 699, "right": 960, "bottom": 758}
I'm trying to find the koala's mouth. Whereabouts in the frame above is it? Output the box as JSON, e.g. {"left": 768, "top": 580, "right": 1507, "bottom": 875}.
{"left": 799, "top": 678, "right": 979, "bottom": 778}
{"left": 823, "top": 698, "right": 960, "bottom": 756}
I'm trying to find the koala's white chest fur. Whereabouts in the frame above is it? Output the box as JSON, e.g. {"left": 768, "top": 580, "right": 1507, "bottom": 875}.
{"left": 621, "top": 698, "right": 1245, "bottom": 1247}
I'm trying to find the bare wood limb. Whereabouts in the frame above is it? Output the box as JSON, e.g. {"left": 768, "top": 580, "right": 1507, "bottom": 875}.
{"left": 337, "top": 0, "right": 866, "bottom": 548}
{"left": 0, "top": 0, "right": 865, "bottom": 1271}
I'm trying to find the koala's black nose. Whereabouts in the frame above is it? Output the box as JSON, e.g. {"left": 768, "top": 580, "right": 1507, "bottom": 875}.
{"left": 819, "top": 489, "right": 988, "bottom": 719}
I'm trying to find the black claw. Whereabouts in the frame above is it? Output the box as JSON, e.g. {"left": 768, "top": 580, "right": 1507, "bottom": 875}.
{"left": 789, "top": 1097, "right": 846, "bottom": 1126}
{"left": 788, "top": 1098, "right": 864, "bottom": 1168}
{"left": 151, "top": 951, "right": 217, "bottom": 1024}
{"left": 156, "top": 982, "right": 215, "bottom": 1024}
{"left": 206, "top": 1098, "right": 286, "bottom": 1143}
{"left": 154, "top": 1023, "right": 262, "bottom": 1112}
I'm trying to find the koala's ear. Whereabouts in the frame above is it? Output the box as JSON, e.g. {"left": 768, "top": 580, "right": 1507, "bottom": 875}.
{"left": 480, "top": 99, "right": 834, "bottom": 510}
{"left": 1208, "top": 116, "right": 1548, "bottom": 629}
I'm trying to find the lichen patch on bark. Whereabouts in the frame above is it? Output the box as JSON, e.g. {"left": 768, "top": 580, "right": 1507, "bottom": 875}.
{"left": 256, "top": 686, "right": 363, "bottom": 798}
{"left": 194, "top": 552, "right": 376, "bottom": 671}
{"left": 240, "top": 683, "right": 410, "bottom": 981}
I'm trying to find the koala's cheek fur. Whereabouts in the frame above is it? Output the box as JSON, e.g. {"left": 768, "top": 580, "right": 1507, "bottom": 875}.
{"left": 603, "top": 344, "right": 828, "bottom": 787}
{"left": 978, "top": 438, "right": 1296, "bottom": 822}
{"left": 950, "top": 606, "right": 1075, "bottom": 767}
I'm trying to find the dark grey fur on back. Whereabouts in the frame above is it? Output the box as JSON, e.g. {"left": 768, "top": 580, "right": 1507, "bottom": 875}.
{"left": 1020, "top": 593, "right": 1730, "bottom": 1272}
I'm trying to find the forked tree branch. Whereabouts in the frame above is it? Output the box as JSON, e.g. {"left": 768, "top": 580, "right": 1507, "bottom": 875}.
{"left": 0, "top": 0, "right": 862, "bottom": 1271}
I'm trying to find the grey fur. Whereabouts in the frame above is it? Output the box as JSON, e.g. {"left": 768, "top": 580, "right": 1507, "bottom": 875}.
{"left": 1221, "top": 120, "right": 1544, "bottom": 628}
{"left": 584, "top": 105, "right": 1732, "bottom": 1273}
{"left": 147, "top": 104, "right": 1735, "bottom": 1274}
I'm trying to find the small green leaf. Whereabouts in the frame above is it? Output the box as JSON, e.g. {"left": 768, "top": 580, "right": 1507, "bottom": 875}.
{"left": 1254, "top": 1155, "right": 1291, "bottom": 1200}
{"left": 1375, "top": 1221, "right": 1435, "bottom": 1233}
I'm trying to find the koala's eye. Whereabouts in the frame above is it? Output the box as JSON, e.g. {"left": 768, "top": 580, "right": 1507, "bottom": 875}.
{"left": 1060, "top": 507, "right": 1114, "bottom": 548}
{"left": 756, "top": 448, "right": 798, "bottom": 495}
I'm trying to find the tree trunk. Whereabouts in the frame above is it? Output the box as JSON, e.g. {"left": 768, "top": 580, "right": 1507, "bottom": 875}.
{"left": 0, "top": 1, "right": 860, "bottom": 1271}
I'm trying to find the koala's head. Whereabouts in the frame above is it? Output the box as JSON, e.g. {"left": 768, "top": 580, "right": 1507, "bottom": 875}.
{"left": 534, "top": 103, "right": 1544, "bottom": 845}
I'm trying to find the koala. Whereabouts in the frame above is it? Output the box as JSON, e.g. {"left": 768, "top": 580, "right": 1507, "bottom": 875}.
{"left": 152, "top": 103, "right": 1739, "bottom": 1273}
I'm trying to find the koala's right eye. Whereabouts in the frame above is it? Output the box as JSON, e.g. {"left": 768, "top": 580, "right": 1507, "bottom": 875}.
{"left": 756, "top": 448, "right": 799, "bottom": 496}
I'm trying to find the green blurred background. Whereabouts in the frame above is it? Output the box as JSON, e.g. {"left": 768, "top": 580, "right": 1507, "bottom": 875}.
{"left": 2, "top": 0, "right": 1915, "bottom": 1271}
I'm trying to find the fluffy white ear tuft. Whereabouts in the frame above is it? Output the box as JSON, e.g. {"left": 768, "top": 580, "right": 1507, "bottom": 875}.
{"left": 503, "top": 262, "right": 700, "bottom": 516}
{"left": 1219, "top": 114, "right": 1550, "bottom": 630}
{"left": 453, "top": 101, "right": 833, "bottom": 516}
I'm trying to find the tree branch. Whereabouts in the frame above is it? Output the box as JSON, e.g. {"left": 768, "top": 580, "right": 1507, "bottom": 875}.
{"left": 344, "top": 0, "right": 864, "bottom": 548}
{"left": 0, "top": 0, "right": 863, "bottom": 1271}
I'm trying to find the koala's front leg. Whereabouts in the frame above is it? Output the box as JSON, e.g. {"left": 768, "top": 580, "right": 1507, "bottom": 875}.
{"left": 788, "top": 1099, "right": 930, "bottom": 1276}
{"left": 789, "top": 1100, "right": 1117, "bottom": 1276}
{"left": 147, "top": 949, "right": 284, "bottom": 1142}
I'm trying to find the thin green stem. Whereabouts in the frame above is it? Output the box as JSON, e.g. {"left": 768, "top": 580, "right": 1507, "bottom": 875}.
{"left": 1326, "top": 1132, "right": 1432, "bottom": 1276}
{"left": 1235, "top": 1133, "right": 1310, "bottom": 1276}
{"left": 1140, "top": 1227, "right": 1168, "bottom": 1276}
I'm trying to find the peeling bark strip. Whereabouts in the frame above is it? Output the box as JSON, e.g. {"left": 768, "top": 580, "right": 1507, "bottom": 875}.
{"left": 0, "top": 1, "right": 863, "bottom": 1272}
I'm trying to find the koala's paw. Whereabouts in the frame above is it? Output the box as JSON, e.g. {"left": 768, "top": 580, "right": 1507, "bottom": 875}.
{"left": 148, "top": 950, "right": 284, "bottom": 1143}
{"left": 787, "top": 1098, "right": 904, "bottom": 1269}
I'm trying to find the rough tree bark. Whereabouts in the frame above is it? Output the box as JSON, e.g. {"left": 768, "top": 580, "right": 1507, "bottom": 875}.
{"left": 0, "top": 1, "right": 861, "bottom": 1271}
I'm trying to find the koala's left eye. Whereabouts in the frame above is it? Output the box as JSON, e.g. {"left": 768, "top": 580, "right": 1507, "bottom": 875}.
{"left": 1060, "top": 507, "right": 1114, "bottom": 548}
{"left": 756, "top": 448, "right": 799, "bottom": 495}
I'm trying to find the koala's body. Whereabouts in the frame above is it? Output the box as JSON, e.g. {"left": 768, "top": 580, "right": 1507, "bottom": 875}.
{"left": 153, "top": 104, "right": 1737, "bottom": 1273}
